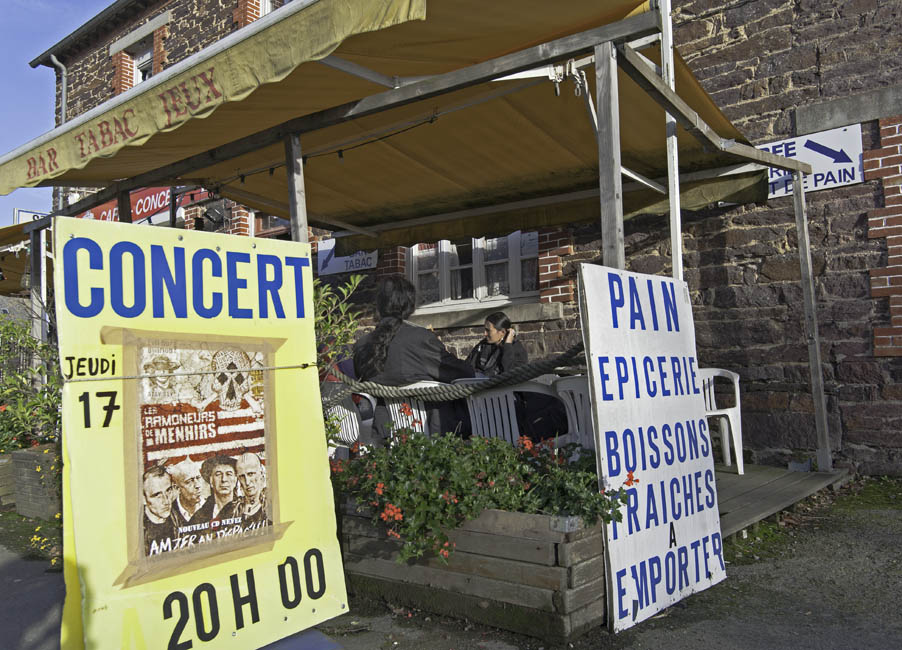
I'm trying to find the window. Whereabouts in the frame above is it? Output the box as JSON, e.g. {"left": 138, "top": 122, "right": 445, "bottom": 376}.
{"left": 409, "top": 231, "right": 539, "bottom": 312}
{"left": 128, "top": 37, "right": 154, "bottom": 84}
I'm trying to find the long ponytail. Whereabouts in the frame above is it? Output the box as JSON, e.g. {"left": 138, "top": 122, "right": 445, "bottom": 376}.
{"left": 355, "top": 276, "right": 416, "bottom": 379}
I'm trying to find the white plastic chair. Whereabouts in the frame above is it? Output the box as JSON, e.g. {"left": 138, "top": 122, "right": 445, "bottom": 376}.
{"left": 553, "top": 375, "right": 596, "bottom": 452}
{"left": 455, "top": 379, "right": 560, "bottom": 445}
{"left": 323, "top": 387, "right": 376, "bottom": 454}
{"left": 699, "top": 368, "right": 744, "bottom": 474}
{"left": 384, "top": 381, "right": 441, "bottom": 434}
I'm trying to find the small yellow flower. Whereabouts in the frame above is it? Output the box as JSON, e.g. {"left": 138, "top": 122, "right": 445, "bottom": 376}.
{"left": 51, "top": 558, "right": 58, "bottom": 566}
{"left": 35, "top": 466, "right": 42, "bottom": 472}
{"left": 34, "top": 526, "right": 41, "bottom": 532}
{"left": 43, "top": 449, "right": 50, "bottom": 454}
{"left": 55, "top": 513, "right": 61, "bottom": 519}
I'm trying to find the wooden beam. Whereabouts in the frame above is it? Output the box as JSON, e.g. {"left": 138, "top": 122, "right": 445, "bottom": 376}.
{"left": 595, "top": 42, "right": 625, "bottom": 270}
{"left": 284, "top": 134, "right": 308, "bottom": 243}
{"left": 617, "top": 44, "right": 812, "bottom": 174}
{"left": 792, "top": 172, "right": 832, "bottom": 472}
{"left": 36, "top": 12, "right": 660, "bottom": 215}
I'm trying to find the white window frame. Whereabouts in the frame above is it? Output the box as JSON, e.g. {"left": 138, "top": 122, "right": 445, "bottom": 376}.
{"left": 132, "top": 42, "right": 154, "bottom": 84}
{"left": 408, "top": 231, "right": 540, "bottom": 315}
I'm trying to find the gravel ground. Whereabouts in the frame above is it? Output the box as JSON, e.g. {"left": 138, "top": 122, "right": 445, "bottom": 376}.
{"left": 320, "top": 478, "right": 902, "bottom": 650}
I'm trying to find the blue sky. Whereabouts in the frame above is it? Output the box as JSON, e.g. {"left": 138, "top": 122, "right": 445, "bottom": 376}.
{"left": 0, "top": 0, "right": 113, "bottom": 227}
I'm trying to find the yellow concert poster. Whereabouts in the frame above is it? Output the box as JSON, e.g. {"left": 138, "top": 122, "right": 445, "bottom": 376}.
{"left": 54, "top": 217, "right": 346, "bottom": 649}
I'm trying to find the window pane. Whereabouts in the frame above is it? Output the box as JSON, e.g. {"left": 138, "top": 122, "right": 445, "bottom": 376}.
{"left": 484, "top": 236, "right": 508, "bottom": 262}
{"left": 417, "top": 272, "right": 439, "bottom": 305}
{"left": 448, "top": 239, "right": 472, "bottom": 266}
{"left": 416, "top": 244, "right": 437, "bottom": 270}
{"left": 485, "top": 262, "right": 509, "bottom": 296}
{"left": 520, "top": 231, "right": 539, "bottom": 257}
{"left": 450, "top": 268, "right": 474, "bottom": 300}
{"left": 521, "top": 258, "right": 538, "bottom": 292}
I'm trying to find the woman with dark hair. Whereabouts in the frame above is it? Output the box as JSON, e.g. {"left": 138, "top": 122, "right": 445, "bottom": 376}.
{"left": 466, "top": 311, "right": 528, "bottom": 377}
{"left": 353, "top": 276, "right": 474, "bottom": 441}
{"left": 467, "top": 311, "right": 567, "bottom": 440}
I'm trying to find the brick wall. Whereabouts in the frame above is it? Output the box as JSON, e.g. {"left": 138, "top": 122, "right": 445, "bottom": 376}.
{"left": 865, "top": 116, "right": 902, "bottom": 356}
{"left": 538, "top": 229, "right": 574, "bottom": 304}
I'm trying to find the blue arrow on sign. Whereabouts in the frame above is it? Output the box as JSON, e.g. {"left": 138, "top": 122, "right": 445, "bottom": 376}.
{"left": 803, "top": 139, "right": 852, "bottom": 163}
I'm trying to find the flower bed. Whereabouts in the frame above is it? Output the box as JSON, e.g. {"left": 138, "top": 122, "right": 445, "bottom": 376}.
{"left": 340, "top": 505, "right": 607, "bottom": 640}
{"left": 331, "top": 431, "right": 624, "bottom": 640}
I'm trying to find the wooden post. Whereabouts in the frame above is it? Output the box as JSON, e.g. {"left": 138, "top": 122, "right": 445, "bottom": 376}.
{"left": 117, "top": 191, "right": 131, "bottom": 223}
{"left": 284, "top": 134, "right": 309, "bottom": 243}
{"left": 595, "top": 41, "right": 624, "bottom": 269}
{"left": 659, "top": 0, "right": 683, "bottom": 281}
{"left": 792, "top": 172, "right": 832, "bottom": 472}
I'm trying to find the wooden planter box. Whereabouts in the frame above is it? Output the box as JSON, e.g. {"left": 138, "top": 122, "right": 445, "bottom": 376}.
{"left": 12, "top": 444, "right": 60, "bottom": 520}
{"left": 340, "top": 505, "right": 607, "bottom": 641}
{"left": 0, "top": 454, "right": 15, "bottom": 506}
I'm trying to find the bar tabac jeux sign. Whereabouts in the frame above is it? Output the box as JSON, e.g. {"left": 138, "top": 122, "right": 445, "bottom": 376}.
{"left": 578, "top": 264, "right": 726, "bottom": 632}
{"left": 55, "top": 217, "right": 346, "bottom": 649}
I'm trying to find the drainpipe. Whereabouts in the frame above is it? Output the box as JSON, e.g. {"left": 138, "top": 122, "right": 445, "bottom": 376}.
{"left": 49, "top": 54, "right": 67, "bottom": 213}
{"left": 49, "top": 54, "right": 67, "bottom": 123}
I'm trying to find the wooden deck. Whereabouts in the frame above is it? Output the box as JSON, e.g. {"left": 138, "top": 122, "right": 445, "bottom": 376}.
{"left": 715, "top": 463, "right": 849, "bottom": 537}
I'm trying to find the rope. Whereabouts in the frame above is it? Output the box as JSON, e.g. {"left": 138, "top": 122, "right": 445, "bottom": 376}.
{"left": 62, "top": 362, "right": 317, "bottom": 384}
{"left": 322, "top": 342, "right": 585, "bottom": 408}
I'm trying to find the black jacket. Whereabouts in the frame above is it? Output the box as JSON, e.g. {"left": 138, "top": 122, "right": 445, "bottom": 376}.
{"left": 466, "top": 339, "right": 528, "bottom": 377}
{"left": 353, "top": 322, "right": 474, "bottom": 440}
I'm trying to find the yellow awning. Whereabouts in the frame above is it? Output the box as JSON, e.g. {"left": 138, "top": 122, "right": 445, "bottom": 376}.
{"left": 0, "top": 0, "right": 765, "bottom": 249}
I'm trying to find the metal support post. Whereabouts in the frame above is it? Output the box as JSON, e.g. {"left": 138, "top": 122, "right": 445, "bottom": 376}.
{"left": 117, "top": 191, "right": 132, "bottom": 223}
{"left": 659, "top": 0, "right": 683, "bottom": 281}
{"left": 595, "top": 41, "right": 625, "bottom": 269}
{"left": 29, "top": 229, "right": 44, "bottom": 344}
{"left": 169, "top": 186, "right": 178, "bottom": 227}
{"left": 792, "top": 172, "right": 832, "bottom": 472}
{"left": 285, "top": 134, "right": 309, "bottom": 243}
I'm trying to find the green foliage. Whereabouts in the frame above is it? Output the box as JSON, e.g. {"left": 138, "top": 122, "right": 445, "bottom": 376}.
{"left": 0, "top": 316, "right": 61, "bottom": 453}
{"left": 313, "top": 274, "right": 364, "bottom": 446}
{"left": 331, "top": 430, "right": 626, "bottom": 562}
{"left": 313, "top": 274, "right": 364, "bottom": 382}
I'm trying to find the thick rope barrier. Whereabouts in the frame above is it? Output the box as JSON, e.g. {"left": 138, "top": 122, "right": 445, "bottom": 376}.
{"left": 322, "top": 342, "right": 585, "bottom": 408}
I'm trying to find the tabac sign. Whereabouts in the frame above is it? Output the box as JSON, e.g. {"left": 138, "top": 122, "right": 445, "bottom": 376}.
{"left": 578, "top": 264, "right": 726, "bottom": 632}
{"left": 54, "top": 217, "right": 346, "bottom": 649}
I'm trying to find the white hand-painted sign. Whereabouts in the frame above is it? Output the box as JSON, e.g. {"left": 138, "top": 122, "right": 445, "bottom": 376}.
{"left": 317, "top": 238, "right": 377, "bottom": 275}
{"left": 758, "top": 124, "right": 863, "bottom": 198}
{"left": 578, "top": 264, "right": 726, "bottom": 632}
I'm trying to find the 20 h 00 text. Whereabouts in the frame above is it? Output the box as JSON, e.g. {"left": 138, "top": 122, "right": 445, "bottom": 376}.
{"left": 163, "top": 550, "right": 326, "bottom": 649}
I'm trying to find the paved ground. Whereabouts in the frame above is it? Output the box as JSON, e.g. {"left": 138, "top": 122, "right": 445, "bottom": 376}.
{"left": 3, "top": 479, "right": 900, "bottom": 649}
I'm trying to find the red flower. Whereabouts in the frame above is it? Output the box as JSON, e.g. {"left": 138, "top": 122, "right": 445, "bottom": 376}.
{"left": 375, "top": 482, "right": 384, "bottom": 495}
{"left": 625, "top": 470, "right": 640, "bottom": 487}
{"left": 350, "top": 441, "right": 360, "bottom": 453}
{"left": 387, "top": 529, "right": 401, "bottom": 539}
{"left": 399, "top": 403, "right": 414, "bottom": 417}
{"left": 0, "top": 404, "right": 7, "bottom": 412}
{"left": 518, "top": 436, "right": 534, "bottom": 451}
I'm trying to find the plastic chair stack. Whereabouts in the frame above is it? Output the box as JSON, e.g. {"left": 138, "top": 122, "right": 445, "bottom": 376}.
{"left": 455, "top": 378, "right": 559, "bottom": 445}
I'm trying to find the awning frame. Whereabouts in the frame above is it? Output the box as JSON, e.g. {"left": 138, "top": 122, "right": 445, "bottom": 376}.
{"left": 19, "top": 2, "right": 830, "bottom": 476}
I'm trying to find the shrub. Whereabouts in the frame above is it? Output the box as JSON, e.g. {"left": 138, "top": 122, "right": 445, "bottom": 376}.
{"left": 332, "top": 427, "right": 626, "bottom": 562}
{"left": 0, "top": 315, "right": 61, "bottom": 453}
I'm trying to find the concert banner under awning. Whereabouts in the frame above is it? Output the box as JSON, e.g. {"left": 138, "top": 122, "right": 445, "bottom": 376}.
{"left": 54, "top": 217, "right": 345, "bottom": 648}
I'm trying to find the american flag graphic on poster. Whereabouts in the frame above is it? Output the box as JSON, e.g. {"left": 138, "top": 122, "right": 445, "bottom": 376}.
{"left": 137, "top": 339, "right": 272, "bottom": 559}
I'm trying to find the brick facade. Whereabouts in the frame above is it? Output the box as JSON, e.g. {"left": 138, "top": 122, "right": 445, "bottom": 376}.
{"left": 46, "top": 0, "right": 902, "bottom": 473}
{"left": 865, "top": 116, "right": 902, "bottom": 356}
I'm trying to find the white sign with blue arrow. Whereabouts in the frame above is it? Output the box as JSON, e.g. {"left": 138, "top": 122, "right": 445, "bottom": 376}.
{"left": 757, "top": 124, "right": 863, "bottom": 199}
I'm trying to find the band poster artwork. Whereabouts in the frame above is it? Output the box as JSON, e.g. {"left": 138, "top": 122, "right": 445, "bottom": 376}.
{"left": 138, "top": 338, "right": 273, "bottom": 559}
